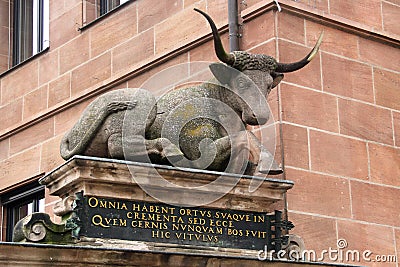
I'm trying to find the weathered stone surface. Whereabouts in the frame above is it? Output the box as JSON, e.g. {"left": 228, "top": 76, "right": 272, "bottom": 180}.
{"left": 23, "top": 156, "right": 295, "bottom": 258}
{"left": 60, "top": 10, "right": 323, "bottom": 176}
{"left": 0, "top": 242, "right": 347, "bottom": 267}
{"left": 40, "top": 156, "right": 293, "bottom": 211}
{"left": 12, "top": 212, "right": 78, "bottom": 244}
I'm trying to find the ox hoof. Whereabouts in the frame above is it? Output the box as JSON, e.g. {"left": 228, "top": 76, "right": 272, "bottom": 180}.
{"left": 258, "top": 161, "right": 283, "bottom": 175}
{"left": 262, "top": 168, "right": 283, "bottom": 175}
{"left": 162, "top": 144, "right": 185, "bottom": 162}
{"left": 257, "top": 151, "right": 283, "bottom": 175}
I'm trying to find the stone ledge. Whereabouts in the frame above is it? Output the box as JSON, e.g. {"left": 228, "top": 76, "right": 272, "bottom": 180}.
{"left": 0, "top": 242, "right": 357, "bottom": 267}
{"left": 40, "top": 155, "right": 293, "bottom": 211}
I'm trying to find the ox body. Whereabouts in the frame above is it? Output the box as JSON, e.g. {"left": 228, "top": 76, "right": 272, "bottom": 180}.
{"left": 60, "top": 9, "right": 323, "bottom": 175}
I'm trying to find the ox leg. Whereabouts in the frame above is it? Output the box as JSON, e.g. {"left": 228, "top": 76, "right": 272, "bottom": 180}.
{"left": 108, "top": 134, "right": 147, "bottom": 160}
{"left": 245, "top": 131, "right": 282, "bottom": 175}
{"left": 204, "top": 133, "right": 252, "bottom": 173}
{"left": 256, "top": 149, "right": 282, "bottom": 175}
{"left": 211, "top": 131, "right": 282, "bottom": 175}
{"left": 145, "top": 137, "right": 184, "bottom": 163}
{"left": 108, "top": 134, "right": 183, "bottom": 163}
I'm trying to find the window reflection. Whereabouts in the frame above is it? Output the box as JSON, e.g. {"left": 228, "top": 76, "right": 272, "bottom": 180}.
{"left": 0, "top": 0, "right": 49, "bottom": 73}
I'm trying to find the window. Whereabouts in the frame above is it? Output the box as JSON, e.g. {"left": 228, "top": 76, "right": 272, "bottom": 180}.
{"left": 12, "top": 0, "right": 49, "bottom": 66}
{"left": 0, "top": 0, "right": 49, "bottom": 72}
{"left": 100, "top": 0, "right": 121, "bottom": 16}
{"left": 0, "top": 181, "right": 45, "bottom": 242}
{"left": 83, "top": 0, "right": 130, "bottom": 26}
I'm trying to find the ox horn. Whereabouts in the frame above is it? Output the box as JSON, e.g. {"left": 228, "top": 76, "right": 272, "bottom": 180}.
{"left": 276, "top": 32, "right": 324, "bottom": 73}
{"left": 194, "top": 8, "right": 235, "bottom": 66}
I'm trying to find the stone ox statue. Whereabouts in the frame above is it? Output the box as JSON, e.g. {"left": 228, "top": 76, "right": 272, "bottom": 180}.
{"left": 61, "top": 9, "right": 323, "bottom": 175}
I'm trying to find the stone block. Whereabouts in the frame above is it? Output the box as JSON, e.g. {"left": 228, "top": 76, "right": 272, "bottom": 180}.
{"left": 112, "top": 29, "right": 155, "bottom": 75}
{"left": 49, "top": 3, "right": 81, "bottom": 49}
{"left": 155, "top": 2, "right": 207, "bottom": 55}
{"left": 369, "top": 143, "right": 400, "bottom": 187}
{"left": 60, "top": 34, "right": 90, "bottom": 74}
{"left": 286, "top": 168, "right": 351, "bottom": 218}
{"left": 40, "top": 134, "right": 65, "bottom": 173}
{"left": 288, "top": 212, "right": 337, "bottom": 255}
{"left": 359, "top": 37, "right": 400, "bottom": 72}
{"left": 90, "top": 3, "right": 137, "bottom": 57}
{"left": 127, "top": 53, "right": 189, "bottom": 96}
{"left": 0, "top": 99, "right": 23, "bottom": 133}
{"left": 374, "top": 68, "right": 400, "bottom": 111}
{"left": 39, "top": 50, "right": 59, "bottom": 85}
{"left": 322, "top": 53, "right": 373, "bottom": 103}
{"left": 71, "top": 52, "right": 111, "bottom": 96}
{"left": 137, "top": 0, "right": 183, "bottom": 32}
{"left": 338, "top": 98, "right": 393, "bottom": 145}
{"left": 309, "top": 130, "right": 368, "bottom": 179}
{"left": 351, "top": 180, "right": 400, "bottom": 226}
{"left": 394, "top": 111, "right": 400, "bottom": 147}
{"left": 280, "top": 83, "right": 339, "bottom": 133}
{"left": 337, "top": 220, "right": 397, "bottom": 267}
{"left": 0, "top": 138, "right": 9, "bottom": 161}
{"left": 9, "top": 118, "right": 54, "bottom": 155}
{"left": 1, "top": 61, "right": 39, "bottom": 105}
{"left": 48, "top": 74, "right": 71, "bottom": 108}
{"left": 242, "top": 11, "right": 275, "bottom": 51}
{"left": 306, "top": 21, "right": 359, "bottom": 59}
{"left": 281, "top": 123, "right": 309, "bottom": 169}
{"left": 54, "top": 100, "right": 90, "bottom": 135}
{"left": 330, "top": 0, "right": 382, "bottom": 30}
{"left": 23, "top": 85, "right": 48, "bottom": 119}
{"left": 0, "top": 146, "right": 41, "bottom": 190}
{"left": 277, "top": 13, "right": 304, "bottom": 45}
{"left": 382, "top": 2, "right": 400, "bottom": 36}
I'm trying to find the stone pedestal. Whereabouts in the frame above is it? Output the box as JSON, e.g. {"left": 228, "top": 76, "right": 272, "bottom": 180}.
{"left": 14, "top": 155, "right": 299, "bottom": 259}
{"left": 41, "top": 155, "right": 293, "bottom": 211}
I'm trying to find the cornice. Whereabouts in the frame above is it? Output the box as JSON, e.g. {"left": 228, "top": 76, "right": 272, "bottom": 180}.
{"left": 242, "top": 0, "right": 399, "bottom": 47}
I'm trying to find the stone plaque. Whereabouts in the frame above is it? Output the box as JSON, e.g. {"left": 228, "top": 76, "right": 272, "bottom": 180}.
{"left": 76, "top": 195, "right": 275, "bottom": 250}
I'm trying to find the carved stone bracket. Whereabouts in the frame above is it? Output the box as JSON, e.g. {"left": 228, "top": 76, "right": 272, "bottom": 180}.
{"left": 12, "top": 156, "right": 300, "bottom": 258}
{"left": 12, "top": 210, "right": 80, "bottom": 244}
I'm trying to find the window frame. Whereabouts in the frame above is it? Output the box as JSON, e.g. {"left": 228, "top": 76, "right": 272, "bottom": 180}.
{"left": 100, "top": 0, "right": 130, "bottom": 16}
{"left": 81, "top": 0, "right": 132, "bottom": 30}
{"left": 11, "top": 0, "right": 49, "bottom": 67}
{"left": 1, "top": 181, "right": 45, "bottom": 242}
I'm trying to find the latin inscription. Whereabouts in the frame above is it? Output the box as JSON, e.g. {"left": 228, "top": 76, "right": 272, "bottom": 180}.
{"left": 78, "top": 196, "right": 271, "bottom": 250}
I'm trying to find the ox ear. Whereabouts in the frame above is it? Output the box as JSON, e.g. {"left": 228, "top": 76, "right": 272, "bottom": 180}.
{"left": 271, "top": 72, "right": 284, "bottom": 88}
{"left": 209, "top": 63, "right": 234, "bottom": 85}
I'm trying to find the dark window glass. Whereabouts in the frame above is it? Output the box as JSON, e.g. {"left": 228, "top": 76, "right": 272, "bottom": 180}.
{"left": 12, "top": 0, "right": 49, "bottom": 66}
{"left": 100, "top": 0, "right": 130, "bottom": 16}
{"left": 1, "top": 181, "right": 45, "bottom": 242}
{"left": 82, "top": 0, "right": 130, "bottom": 27}
{"left": 100, "top": 0, "right": 120, "bottom": 16}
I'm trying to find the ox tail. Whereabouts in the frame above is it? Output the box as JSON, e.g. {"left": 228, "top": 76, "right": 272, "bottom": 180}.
{"left": 60, "top": 91, "right": 140, "bottom": 160}
{"left": 60, "top": 111, "right": 107, "bottom": 160}
{"left": 60, "top": 101, "right": 136, "bottom": 160}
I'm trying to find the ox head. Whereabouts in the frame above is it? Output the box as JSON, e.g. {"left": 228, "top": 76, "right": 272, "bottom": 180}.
{"left": 195, "top": 8, "right": 323, "bottom": 125}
